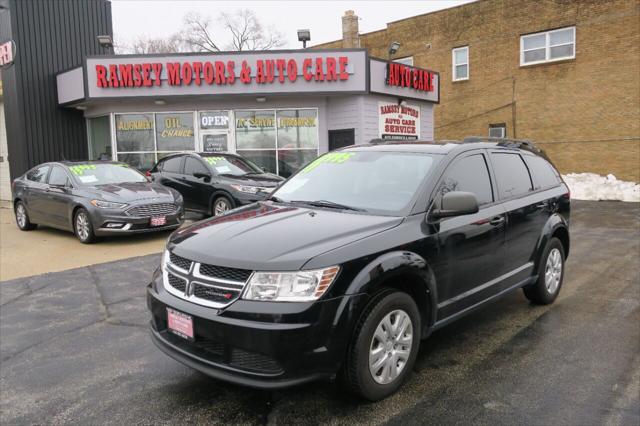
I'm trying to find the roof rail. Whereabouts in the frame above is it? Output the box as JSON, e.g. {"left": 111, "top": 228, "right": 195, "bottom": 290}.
{"left": 462, "top": 136, "right": 542, "bottom": 153}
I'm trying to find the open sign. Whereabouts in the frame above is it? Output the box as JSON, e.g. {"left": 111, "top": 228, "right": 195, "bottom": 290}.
{"left": 200, "top": 111, "right": 230, "bottom": 129}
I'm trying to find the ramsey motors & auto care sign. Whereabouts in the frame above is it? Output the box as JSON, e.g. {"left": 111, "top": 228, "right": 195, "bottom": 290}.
{"left": 82, "top": 51, "right": 368, "bottom": 98}
{"left": 378, "top": 102, "right": 420, "bottom": 140}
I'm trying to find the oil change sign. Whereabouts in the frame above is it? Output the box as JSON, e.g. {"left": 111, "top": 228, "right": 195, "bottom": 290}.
{"left": 378, "top": 102, "right": 420, "bottom": 141}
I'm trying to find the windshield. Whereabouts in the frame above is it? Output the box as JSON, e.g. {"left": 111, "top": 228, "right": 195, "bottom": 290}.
{"left": 272, "top": 151, "right": 438, "bottom": 215}
{"left": 202, "top": 155, "right": 264, "bottom": 176}
{"left": 69, "top": 163, "right": 147, "bottom": 185}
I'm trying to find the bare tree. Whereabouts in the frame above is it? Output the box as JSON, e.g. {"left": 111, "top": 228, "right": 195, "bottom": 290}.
{"left": 116, "top": 34, "right": 189, "bottom": 54}
{"left": 181, "top": 9, "right": 285, "bottom": 52}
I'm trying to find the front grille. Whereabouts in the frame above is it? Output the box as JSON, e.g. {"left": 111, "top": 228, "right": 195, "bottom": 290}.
{"left": 167, "top": 272, "right": 187, "bottom": 293}
{"left": 126, "top": 203, "right": 177, "bottom": 217}
{"left": 192, "top": 283, "right": 242, "bottom": 303}
{"left": 169, "top": 252, "right": 192, "bottom": 271}
{"left": 230, "top": 348, "right": 283, "bottom": 374}
{"left": 199, "top": 263, "right": 252, "bottom": 282}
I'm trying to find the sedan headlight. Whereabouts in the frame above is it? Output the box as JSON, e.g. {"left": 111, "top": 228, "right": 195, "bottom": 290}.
{"left": 90, "top": 199, "right": 127, "bottom": 209}
{"left": 243, "top": 266, "right": 340, "bottom": 302}
{"left": 230, "top": 184, "right": 272, "bottom": 195}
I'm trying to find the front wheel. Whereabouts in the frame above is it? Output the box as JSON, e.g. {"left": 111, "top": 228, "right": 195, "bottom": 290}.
{"left": 74, "top": 208, "right": 96, "bottom": 244}
{"left": 15, "top": 201, "right": 37, "bottom": 230}
{"left": 343, "top": 291, "right": 420, "bottom": 401}
{"left": 212, "top": 196, "right": 233, "bottom": 217}
{"left": 523, "top": 237, "right": 565, "bottom": 305}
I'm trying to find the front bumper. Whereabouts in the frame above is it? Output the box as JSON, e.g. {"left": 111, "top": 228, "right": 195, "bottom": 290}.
{"left": 147, "top": 272, "right": 367, "bottom": 389}
{"left": 91, "top": 206, "right": 184, "bottom": 236}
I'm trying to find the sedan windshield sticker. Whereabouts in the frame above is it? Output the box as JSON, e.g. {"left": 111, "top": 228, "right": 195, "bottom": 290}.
{"left": 204, "top": 157, "right": 224, "bottom": 165}
{"left": 69, "top": 165, "right": 97, "bottom": 175}
{"left": 78, "top": 175, "right": 98, "bottom": 183}
{"left": 301, "top": 152, "right": 354, "bottom": 173}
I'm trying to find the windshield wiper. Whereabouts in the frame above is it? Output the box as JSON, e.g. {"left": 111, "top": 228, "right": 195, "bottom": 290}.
{"left": 290, "top": 199, "right": 365, "bottom": 212}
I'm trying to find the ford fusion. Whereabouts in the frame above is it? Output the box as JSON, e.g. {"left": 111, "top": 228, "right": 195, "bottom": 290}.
{"left": 150, "top": 153, "right": 284, "bottom": 217}
{"left": 148, "top": 140, "right": 570, "bottom": 400}
{"left": 12, "top": 161, "right": 184, "bottom": 243}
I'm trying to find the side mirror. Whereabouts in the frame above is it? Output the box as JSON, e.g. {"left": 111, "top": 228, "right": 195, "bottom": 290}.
{"left": 431, "top": 191, "right": 479, "bottom": 219}
{"left": 193, "top": 172, "right": 211, "bottom": 181}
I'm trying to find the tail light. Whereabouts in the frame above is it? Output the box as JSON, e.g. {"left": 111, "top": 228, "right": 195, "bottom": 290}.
{"left": 145, "top": 170, "right": 152, "bottom": 177}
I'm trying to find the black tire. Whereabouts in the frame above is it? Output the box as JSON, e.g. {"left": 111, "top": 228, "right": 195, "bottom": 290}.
{"left": 74, "top": 208, "right": 97, "bottom": 244}
{"left": 211, "top": 195, "right": 233, "bottom": 217}
{"left": 342, "top": 290, "right": 421, "bottom": 401}
{"left": 523, "top": 237, "right": 565, "bottom": 305}
{"left": 14, "top": 201, "right": 37, "bottom": 231}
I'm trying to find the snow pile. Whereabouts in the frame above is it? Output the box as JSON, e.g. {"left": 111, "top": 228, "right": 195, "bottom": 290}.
{"left": 562, "top": 173, "right": 640, "bottom": 202}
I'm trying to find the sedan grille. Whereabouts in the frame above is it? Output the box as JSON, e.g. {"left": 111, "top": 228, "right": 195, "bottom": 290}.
{"left": 126, "top": 203, "right": 177, "bottom": 217}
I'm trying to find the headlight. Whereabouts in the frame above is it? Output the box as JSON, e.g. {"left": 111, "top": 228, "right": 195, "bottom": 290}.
{"left": 243, "top": 266, "right": 340, "bottom": 302}
{"left": 90, "top": 199, "right": 127, "bottom": 209}
{"left": 230, "top": 184, "right": 271, "bottom": 195}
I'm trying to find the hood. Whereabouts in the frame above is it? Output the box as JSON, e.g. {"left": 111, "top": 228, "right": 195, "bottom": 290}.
{"left": 221, "top": 173, "right": 284, "bottom": 187}
{"left": 88, "top": 182, "right": 177, "bottom": 203}
{"left": 169, "top": 202, "right": 403, "bottom": 271}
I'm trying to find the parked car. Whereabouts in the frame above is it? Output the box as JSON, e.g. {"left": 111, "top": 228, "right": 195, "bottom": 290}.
{"left": 149, "top": 152, "right": 285, "bottom": 216}
{"left": 12, "top": 161, "right": 184, "bottom": 243}
{"left": 147, "top": 139, "right": 570, "bottom": 400}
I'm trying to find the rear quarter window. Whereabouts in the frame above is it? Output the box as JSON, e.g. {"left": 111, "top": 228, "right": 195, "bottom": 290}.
{"left": 160, "top": 156, "right": 183, "bottom": 173}
{"left": 524, "top": 155, "right": 561, "bottom": 189}
{"left": 491, "top": 153, "right": 533, "bottom": 199}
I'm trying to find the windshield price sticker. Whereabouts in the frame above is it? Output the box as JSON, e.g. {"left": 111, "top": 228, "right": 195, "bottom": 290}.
{"left": 70, "top": 165, "right": 97, "bottom": 175}
{"left": 204, "top": 157, "right": 224, "bottom": 165}
{"left": 301, "top": 152, "right": 354, "bottom": 173}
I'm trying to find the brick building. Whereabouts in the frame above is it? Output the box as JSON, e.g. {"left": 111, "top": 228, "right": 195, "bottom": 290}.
{"left": 315, "top": 0, "right": 640, "bottom": 181}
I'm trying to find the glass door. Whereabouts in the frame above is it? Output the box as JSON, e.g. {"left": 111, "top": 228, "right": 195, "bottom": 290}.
{"left": 198, "top": 111, "right": 232, "bottom": 153}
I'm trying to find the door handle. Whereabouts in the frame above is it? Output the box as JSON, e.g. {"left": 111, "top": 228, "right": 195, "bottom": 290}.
{"left": 535, "top": 202, "right": 548, "bottom": 209}
{"left": 489, "top": 216, "right": 505, "bottom": 226}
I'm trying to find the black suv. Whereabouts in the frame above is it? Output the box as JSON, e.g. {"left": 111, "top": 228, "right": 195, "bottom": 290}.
{"left": 147, "top": 139, "right": 570, "bottom": 400}
{"left": 150, "top": 153, "right": 284, "bottom": 216}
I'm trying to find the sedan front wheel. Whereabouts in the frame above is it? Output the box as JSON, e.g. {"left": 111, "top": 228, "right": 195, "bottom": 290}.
{"left": 74, "top": 208, "right": 96, "bottom": 244}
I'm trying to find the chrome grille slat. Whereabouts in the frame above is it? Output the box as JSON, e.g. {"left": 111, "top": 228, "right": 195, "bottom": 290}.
{"left": 126, "top": 203, "right": 177, "bottom": 217}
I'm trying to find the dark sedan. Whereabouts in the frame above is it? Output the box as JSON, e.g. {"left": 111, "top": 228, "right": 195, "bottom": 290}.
{"left": 12, "top": 161, "right": 184, "bottom": 243}
{"left": 150, "top": 153, "right": 284, "bottom": 216}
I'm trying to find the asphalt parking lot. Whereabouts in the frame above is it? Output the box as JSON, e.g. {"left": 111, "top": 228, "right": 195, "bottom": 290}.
{"left": 1, "top": 200, "right": 638, "bottom": 425}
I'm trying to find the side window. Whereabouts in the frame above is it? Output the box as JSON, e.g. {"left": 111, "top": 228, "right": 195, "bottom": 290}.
{"left": 161, "top": 156, "right": 183, "bottom": 173}
{"left": 184, "top": 157, "right": 209, "bottom": 176}
{"left": 441, "top": 154, "right": 493, "bottom": 205}
{"left": 26, "top": 165, "right": 50, "bottom": 183}
{"left": 491, "top": 153, "right": 533, "bottom": 199}
{"left": 48, "top": 166, "right": 70, "bottom": 186}
{"left": 524, "top": 155, "right": 560, "bottom": 189}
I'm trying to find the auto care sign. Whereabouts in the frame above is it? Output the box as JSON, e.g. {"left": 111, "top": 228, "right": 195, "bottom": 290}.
{"left": 378, "top": 102, "right": 420, "bottom": 140}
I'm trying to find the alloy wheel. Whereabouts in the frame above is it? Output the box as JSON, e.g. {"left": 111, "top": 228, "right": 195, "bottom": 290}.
{"left": 16, "top": 204, "right": 27, "bottom": 228}
{"left": 368, "top": 309, "right": 413, "bottom": 385}
{"left": 214, "top": 199, "right": 230, "bottom": 216}
{"left": 76, "top": 212, "right": 90, "bottom": 241}
{"left": 545, "top": 248, "right": 562, "bottom": 294}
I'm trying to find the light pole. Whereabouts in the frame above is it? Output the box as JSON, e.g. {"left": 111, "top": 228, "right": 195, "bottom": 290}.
{"left": 297, "top": 29, "right": 311, "bottom": 49}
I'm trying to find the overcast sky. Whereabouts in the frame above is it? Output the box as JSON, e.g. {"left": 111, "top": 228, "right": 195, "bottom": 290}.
{"left": 112, "top": 0, "right": 476, "bottom": 49}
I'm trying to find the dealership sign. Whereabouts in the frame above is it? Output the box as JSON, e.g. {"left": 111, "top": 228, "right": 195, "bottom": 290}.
{"left": 378, "top": 102, "right": 420, "bottom": 140}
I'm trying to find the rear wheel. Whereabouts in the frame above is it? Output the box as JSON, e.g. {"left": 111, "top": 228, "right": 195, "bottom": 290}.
{"left": 212, "top": 196, "right": 233, "bottom": 216}
{"left": 15, "top": 201, "right": 37, "bottom": 230}
{"left": 74, "top": 208, "right": 96, "bottom": 244}
{"left": 523, "top": 237, "right": 565, "bottom": 305}
{"left": 343, "top": 290, "right": 420, "bottom": 401}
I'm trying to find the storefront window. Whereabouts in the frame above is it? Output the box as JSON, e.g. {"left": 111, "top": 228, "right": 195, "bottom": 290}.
{"left": 236, "top": 110, "right": 276, "bottom": 150}
{"left": 277, "top": 109, "right": 318, "bottom": 149}
{"left": 88, "top": 116, "right": 111, "bottom": 160}
{"left": 115, "top": 114, "right": 154, "bottom": 152}
{"left": 238, "top": 150, "right": 277, "bottom": 174}
{"left": 278, "top": 149, "right": 318, "bottom": 178}
{"left": 117, "top": 153, "right": 156, "bottom": 172}
{"left": 155, "top": 112, "right": 195, "bottom": 152}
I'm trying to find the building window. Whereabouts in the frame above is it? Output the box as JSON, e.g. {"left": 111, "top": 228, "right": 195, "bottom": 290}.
{"left": 393, "top": 56, "right": 413, "bottom": 66}
{"left": 489, "top": 123, "right": 506, "bottom": 138}
{"left": 87, "top": 116, "right": 111, "bottom": 160}
{"left": 235, "top": 108, "right": 319, "bottom": 177}
{"left": 520, "top": 26, "right": 575, "bottom": 66}
{"left": 452, "top": 46, "right": 469, "bottom": 81}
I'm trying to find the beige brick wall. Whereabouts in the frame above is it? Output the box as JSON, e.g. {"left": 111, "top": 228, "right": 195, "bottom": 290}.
{"left": 316, "top": 0, "right": 640, "bottom": 181}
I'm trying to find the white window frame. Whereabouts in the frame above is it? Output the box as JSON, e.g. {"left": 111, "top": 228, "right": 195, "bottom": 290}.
{"left": 520, "top": 26, "right": 575, "bottom": 66}
{"left": 452, "top": 46, "right": 469, "bottom": 81}
{"left": 393, "top": 56, "right": 414, "bottom": 66}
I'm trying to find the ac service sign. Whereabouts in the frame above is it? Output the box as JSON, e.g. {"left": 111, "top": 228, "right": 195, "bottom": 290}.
{"left": 84, "top": 50, "right": 368, "bottom": 98}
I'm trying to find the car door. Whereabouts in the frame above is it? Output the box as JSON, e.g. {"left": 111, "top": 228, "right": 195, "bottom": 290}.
{"left": 45, "top": 165, "right": 74, "bottom": 229}
{"left": 23, "top": 165, "right": 51, "bottom": 223}
{"left": 181, "top": 156, "right": 214, "bottom": 213}
{"left": 429, "top": 152, "right": 507, "bottom": 319}
{"left": 153, "top": 155, "right": 185, "bottom": 193}
{"left": 488, "top": 151, "right": 540, "bottom": 289}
